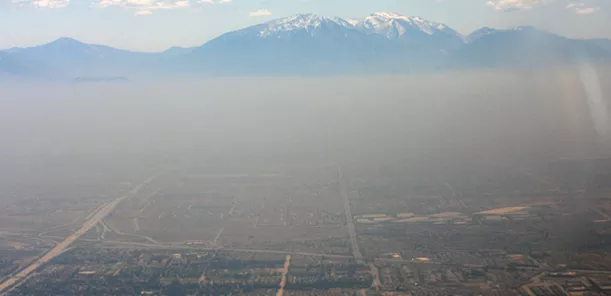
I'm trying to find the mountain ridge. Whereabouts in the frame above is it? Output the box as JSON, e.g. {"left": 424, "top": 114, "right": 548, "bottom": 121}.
{"left": 448, "top": 26, "right": 611, "bottom": 69}
{"left": 2, "top": 12, "right": 610, "bottom": 79}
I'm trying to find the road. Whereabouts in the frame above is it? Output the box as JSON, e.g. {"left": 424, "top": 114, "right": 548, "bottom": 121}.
{"left": 338, "top": 166, "right": 363, "bottom": 262}
{"left": 375, "top": 257, "right": 543, "bottom": 272}
{"left": 100, "top": 217, "right": 160, "bottom": 244}
{"left": 0, "top": 174, "right": 159, "bottom": 295}
{"left": 276, "top": 255, "right": 291, "bottom": 296}
{"left": 442, "top": 181, "right": 466, "bottom": 209}
{"left": 592, "top": 207, "right": 611, "bottom": 220}
{"left": 369, "top": 263, "right": 381, "bottom": 291}
{"left": 213, "top": 228, "right": 224, "bottom": 248}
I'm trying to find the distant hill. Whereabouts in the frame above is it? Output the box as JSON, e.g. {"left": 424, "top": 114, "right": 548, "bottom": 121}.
{"left": 464, "top": 27, "right": 501, "bottom": 43}
{"left": 4, "top": 37, "right": 159, "bottom": 79}
{"left": 446, "top": 27, "right": 611, "bottom": 69}
{"left": 587, "top": 39, "right": 611, "bottom": 52}
{"left": 162, "top": 46, "right": 195, "bottom": 57}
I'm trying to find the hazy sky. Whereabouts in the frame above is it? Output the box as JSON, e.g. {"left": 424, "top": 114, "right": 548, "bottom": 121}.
{"left": 0, "top": 0, "right": 609, "bottom": 51}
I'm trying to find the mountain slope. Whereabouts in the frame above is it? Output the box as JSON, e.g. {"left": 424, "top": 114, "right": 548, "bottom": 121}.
{"left": 465, "top": 27, "right": 501, "bottom": 43}
{"left": 355, "top": 12, "right": 464, "bottom": 51}
{"left": 6, "top": 38, "right": 160, "bottom": 78}
{"left": 447, "top": 27, "right": 611, "bottom": 69}
{"left": 0, "top": 52, "right": 50, "bottom": 79}
{"left": 184, "top": 14, "right": 383, "bottom": 74}
{"left": 587, "top": 39, "right": 611, "bottom": 52}
{"left": 183, "top": 13, "right": 455, "bottom": 74}
{"left": 162, "top": 46, "right": 195, "bottom": 57}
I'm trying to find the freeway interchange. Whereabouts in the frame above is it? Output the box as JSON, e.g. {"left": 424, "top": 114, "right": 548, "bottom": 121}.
{"left": 0, "top": 174, "right": 159, "bottom": 295}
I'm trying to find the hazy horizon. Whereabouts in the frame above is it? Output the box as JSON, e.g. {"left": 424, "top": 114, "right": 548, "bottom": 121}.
{"left": 2, "top": 69, "right": 610, "bottom": 168}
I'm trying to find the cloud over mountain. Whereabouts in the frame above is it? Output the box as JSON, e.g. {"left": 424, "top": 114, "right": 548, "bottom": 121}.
{"left": 487, "top": 0, "right": 552, "bottom": 11}
{"left": 249, "top": 9, "right": 272, "bottom": 17}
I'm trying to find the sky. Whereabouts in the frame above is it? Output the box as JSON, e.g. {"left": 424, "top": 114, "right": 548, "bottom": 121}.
{"left": 0, "top": 0, "right": 609, "bottom": 52}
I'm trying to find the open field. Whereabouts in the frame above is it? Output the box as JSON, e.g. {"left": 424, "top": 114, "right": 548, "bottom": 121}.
{"left": 101, "top": 166, "right": 350, "bottom": 254}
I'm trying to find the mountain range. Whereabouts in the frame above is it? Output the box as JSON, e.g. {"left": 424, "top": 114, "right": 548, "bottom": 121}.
{"left": 2, "top": 12, "right": 610, "bottom": 80}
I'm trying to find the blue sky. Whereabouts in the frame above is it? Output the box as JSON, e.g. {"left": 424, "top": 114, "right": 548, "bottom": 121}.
{"left": 0, "top": 0, "right": 609, "bottom": 51}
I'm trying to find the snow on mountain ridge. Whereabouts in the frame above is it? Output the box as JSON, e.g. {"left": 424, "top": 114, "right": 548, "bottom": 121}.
{"left": 359, "top": 12, "right": 455, "bottom": 38}
{"left": 255, "top": 12, "right": 460, "bottom": 40}
{"left": 258, "top": 13, "right": 354, "bottom": 37}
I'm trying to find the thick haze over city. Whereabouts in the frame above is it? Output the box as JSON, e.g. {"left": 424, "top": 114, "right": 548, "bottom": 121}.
{"left": 1, "top": 1, "right": 611, "bottom": 296}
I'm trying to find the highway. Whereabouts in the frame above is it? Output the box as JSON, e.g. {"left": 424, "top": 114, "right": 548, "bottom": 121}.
{"left": 368, "top": 263, "right": 381, "bottom": 291}
{"left": 0, "top": 174, "right": 159, "bottom": 295}
{"left": 276, "top": 255, "right": 291, "bottom": 296}
{"left": 338, "top": 166, "right": 363, "bottom": 262}
{"left": 592, "top": 207, "right": 611, "bottom": 220}
{"left": 99, "top": 217, "right": 160, "bottom": 244}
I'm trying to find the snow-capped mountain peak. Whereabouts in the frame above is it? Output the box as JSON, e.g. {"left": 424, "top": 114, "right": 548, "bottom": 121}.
{"left": 250, "top": 12, "right": 461, "bottom": 41}
{"left": 258, "top": 13, "right": 353, "bottom": 37}
{"left": 356, "top": 12, "right": 454, "bottom": 38}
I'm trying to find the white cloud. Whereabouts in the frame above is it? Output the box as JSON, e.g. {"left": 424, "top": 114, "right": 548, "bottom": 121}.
{"left": 94, "top": 0, "right": 231, "bottom": 15}
{"left": 97, "top": 0, "right": 120, "bottom": 8}
{"left": 249, "top": 8, "right": 271, "bottom": 17}
{"left": 486, "top": 0, "right": 552, "bottom": 11}
{"left": 97, "top": 0, "right": 138, "bottom": 8}
{"left": 94, "top": 0, "right": 191, "bottom": 12}
{"left": 11, "top": 0, "right": 69, "bottom": 8}
{"left": 135, "top": 9, "right": 152, "bottom": 15}
{"left": 575, "top": 7, "right": 597, "bottom": 14}
{"left": 32, "top": 0, "right": 68, "bottom": 7}
{"left": 149, "top": 1, "right": 187, "bottom": 9}
{"left": 566, "top": 1, "right": 598, "bottom": 15}
{"left": 199, "top": 0, "right": 231, "bottom": 4}
{"left": 127, "top": 0, "right": 155, "bottom": 5}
